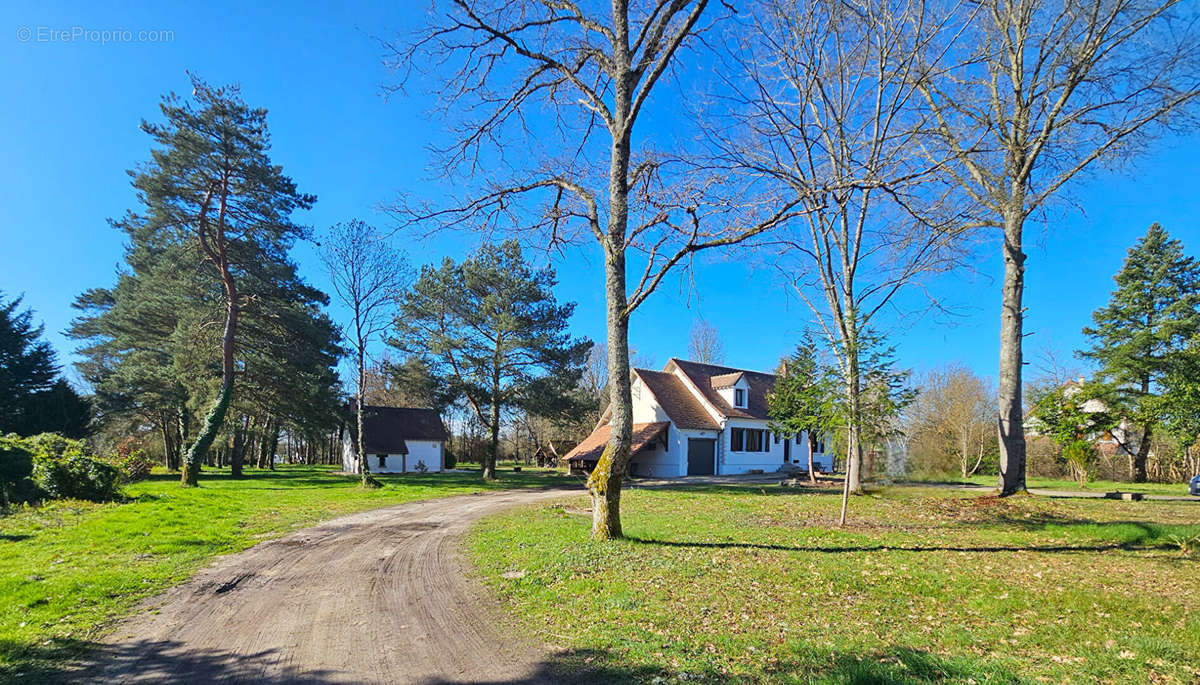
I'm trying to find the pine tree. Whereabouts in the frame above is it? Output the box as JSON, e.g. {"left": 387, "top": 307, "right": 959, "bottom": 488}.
{"left": 1081, "top": 224, "right": 1200, "bottom": 482}
{"left": 392, "top": 241, "right": 590, "bottom": 480}
{"left": 0, "top": 294, "right": 59, "bottom": 433}
{"left": 131, "top": 76, "right": 315, "bottom": 485}
{"left": 0, "top": 294, "right": 90, "bottom": 437}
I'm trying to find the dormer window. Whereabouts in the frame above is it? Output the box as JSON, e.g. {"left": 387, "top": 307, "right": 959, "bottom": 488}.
{"left": 734, "top": 388, "right": 746, "bottom": 407}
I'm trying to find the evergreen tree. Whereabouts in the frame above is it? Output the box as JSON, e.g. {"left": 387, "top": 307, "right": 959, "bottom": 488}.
{"left": 127, "top": 76, "right": 315, "bottom": 485}
{"left": 392, "top": 241, "right": 590, "bottom": 480}
{"left": 71, "top": 78, "right": 338, "bottom": 480}
{"left": 1160, "top": 343, "right": 1200, "bottom": 469}
{"left": 768, "top": 338, "right": 839, "bottom": 484}
{"left": 0, "top": 294, "right": 58, "bottom": 433}
{"left": 0, "top": 294, "right": 91, "bottom": 437}
{"left": 1080, "top": 224, "right": 1200, "bottom": 482}
{"left": 1028, "top": 382, "right": 1108, "bottom": 485}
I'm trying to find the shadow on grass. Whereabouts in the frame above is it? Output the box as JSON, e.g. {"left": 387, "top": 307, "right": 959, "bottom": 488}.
{"left": 625, "top": 534, "right": 1176, "bottom": 555}
{"left": 419, "top": 645, "right": 1025, "bottom": 684}
{"left": 634, "top": 481, "right": 844, "bottom": 497}
{"left": 5, "top": 640, "right": 1025, "bottom": 685}
{"left": 2, "top": 638, "right": 336, "bottom": 685}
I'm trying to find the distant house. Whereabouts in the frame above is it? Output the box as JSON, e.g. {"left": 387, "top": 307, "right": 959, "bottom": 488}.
{"left": 565, "top": 358, "right": 830, "bottom": 477}
{"left": 1028, "top": 378, "right": 1145, "bottom": 461}
{"left": 342, "top": 405, "right": 450, "bottom": 474}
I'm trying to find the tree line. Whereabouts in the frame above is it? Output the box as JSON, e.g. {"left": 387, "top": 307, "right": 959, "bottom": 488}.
{"left": 389, "top": 0, "right": 1198, "bottom": 538}
{"left": 58, "top": 78, "right": 596, "bottom": 487}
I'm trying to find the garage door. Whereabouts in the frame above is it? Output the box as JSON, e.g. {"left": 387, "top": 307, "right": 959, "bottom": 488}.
{"left": 686, "top": 438, "right": 716, "bottom": 476}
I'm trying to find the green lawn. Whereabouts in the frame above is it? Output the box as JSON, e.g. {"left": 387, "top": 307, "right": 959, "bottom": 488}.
{"left": 0, "top": 464, "right": 577, "bottom": 682}
{"left": 469, "top": 484, "right": 1200, "bottom": 684}
{"left": 907, "top": 474, "right": 1194, "bottom": 497}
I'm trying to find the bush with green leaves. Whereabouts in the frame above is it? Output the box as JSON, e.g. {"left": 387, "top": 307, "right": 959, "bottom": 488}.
{"left": 0, "top": 434, "right": 38, "bottom": 506}
{"left": 25, "top": 433, "right": 122, "bottom": 501}
{"left": 443, "top": 450, "right": 457, "bottom": 470}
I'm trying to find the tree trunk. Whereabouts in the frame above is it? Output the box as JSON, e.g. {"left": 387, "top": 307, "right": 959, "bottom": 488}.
{"left": 159, "top": 412, "right": 178, "bottom": 471}
{"left": 807, "top": 432, "right": 816, "bottom": 484}
{"left": 230, "top": 414, "right": 249, "bottom": 477}
{"left": 1132, "top": 423, "right": 1152, "bottom": 482}
{"left": 587, "top": 249, "right": 632, "bottom": 541}
{"left": 997, "top": 208, "right": 1027, "bottom": 496}
{"left": 181, "top": 293, "right": 238, "bottom": 486}
{"left": 356, "top": 347, "right": 373, "bottom": 487}
{"left": 845, "top": 347, "right": 863, "bottom": 495}
{"left": 483, "top": 340, "right": 502, "bottom": 480}
{"left": 586, "top": 41, "right": 634, "bottom": 541}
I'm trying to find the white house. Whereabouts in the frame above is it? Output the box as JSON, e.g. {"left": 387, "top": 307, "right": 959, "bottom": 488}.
{"left": 342, "top": 405, "right": 449, "bottom": 474}
{"left": 565, "top": 358, "right": 831, "bottom": 477}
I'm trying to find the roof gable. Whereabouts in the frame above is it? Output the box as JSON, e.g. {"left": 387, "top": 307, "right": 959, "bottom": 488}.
{"left": 667, "top": 358, "right": 776, "bottom": 421}
{"left": 635, "top": 368, "right": 721, "bottom": 430}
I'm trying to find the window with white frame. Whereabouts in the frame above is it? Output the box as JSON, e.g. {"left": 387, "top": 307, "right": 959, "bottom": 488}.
{"left": 734, "top": 388, "right": 745, "bottom": 407}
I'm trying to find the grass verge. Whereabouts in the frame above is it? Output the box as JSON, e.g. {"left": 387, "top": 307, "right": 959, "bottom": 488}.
{"left": 470, "top": 484, "right": 1200, "bottom": 683}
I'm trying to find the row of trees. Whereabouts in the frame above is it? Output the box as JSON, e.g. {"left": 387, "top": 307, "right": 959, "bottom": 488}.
{"left": 392, "top": 0, "right": 1199, "bottom": 538}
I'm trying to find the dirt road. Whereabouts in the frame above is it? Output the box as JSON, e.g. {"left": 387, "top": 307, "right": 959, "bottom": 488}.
{"left": 88, "top": 488, "right": 582, "bottom": 684}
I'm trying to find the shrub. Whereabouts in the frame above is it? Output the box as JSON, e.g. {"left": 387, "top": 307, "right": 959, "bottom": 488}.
{"left": 26, "top": 433, "right": 122, "bottom": 502}
{"left": 415, "top": 460, "right": 429, "bottom": 473}
{"left": 0, "top": 434, "right": 37, "bottom": 506}
{"left": 111, "top": 439, "right": 155, "bottom": 483}
{"left": 443, "top": 449, "right": 457, "bottom": 470}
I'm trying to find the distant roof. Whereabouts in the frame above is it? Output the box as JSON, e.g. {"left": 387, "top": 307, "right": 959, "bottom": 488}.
{"left": 565, "top": 422, "right": 671, "bottom": 464}
{"left": 351, "top": 405, "right": 449, "bottom": 455}
{"left": 635, "top": 369, "right": 721, "bottom": 430}
{"left": 668, "top": 358, "right": 776, "bottom": 421}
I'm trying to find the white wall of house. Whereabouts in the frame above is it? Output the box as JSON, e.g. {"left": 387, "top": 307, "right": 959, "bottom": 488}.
{"left": 340, "top": 435, "right": 445, "bottom": 473}
{"left": 718, "top": 418, "right": 782, "bottom": 474}
{"left": 404, "top": 440, "right": 444, "bottom": 472}
{"left": 715, "top": 377, "right": 751, "bottom": 411}
{"left": 631, "top": 375, "right": 670, "bottom": 424}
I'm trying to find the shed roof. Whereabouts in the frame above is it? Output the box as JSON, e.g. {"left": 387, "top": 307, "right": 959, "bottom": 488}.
{"left": 565, "top": 422, "right": 671, "bottom": 464}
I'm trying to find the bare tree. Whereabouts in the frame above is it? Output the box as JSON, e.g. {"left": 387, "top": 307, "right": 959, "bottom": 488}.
{"left": 713, "top": 0, "right": 969, "bottom": 504}
{"left": 914, "top": 0, "right": 1200, "bottom": 495}
{"left": 687, "top": 318, "right": 725, "bottom": 364}
{"left": 390, "top": 1, "right": 804, "bottom": 539}
{"left": 911, "top": 364, "right": 995, "bottom": 478}
{"left": 322, "top": 220, "right": 409, "bottom": 487}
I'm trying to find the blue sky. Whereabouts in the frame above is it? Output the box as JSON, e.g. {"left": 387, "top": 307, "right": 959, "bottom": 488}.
{"left": 2, "top": 1, "right": 1197, "bottom": 389}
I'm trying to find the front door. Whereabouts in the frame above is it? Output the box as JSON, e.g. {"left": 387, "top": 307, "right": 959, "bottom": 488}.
{"left": 783, "top": 438, "right": 790, "bottom": 463}
{"left": 686, "top": 438, "right": 716, "bottom": 476}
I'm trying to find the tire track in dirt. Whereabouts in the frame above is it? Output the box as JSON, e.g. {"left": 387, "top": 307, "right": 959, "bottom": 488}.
{"left": 88, "top": 487, "right": 580, "bottom": 684}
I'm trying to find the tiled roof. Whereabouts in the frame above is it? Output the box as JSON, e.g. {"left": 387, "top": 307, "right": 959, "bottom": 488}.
{"left": 349, "top": 404, "right": 449, "bottom": 455}
{"left": 636, "top": 369, "right": 721, "bottom": 430}
{"left": 709, "top": 371, "right": 745, "bottom": 389}
{"left": 565, "top": 422, "right": 671, "bottom": 464}
{"left": 668, "top": 358, "right": 776, "bottom": 421}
